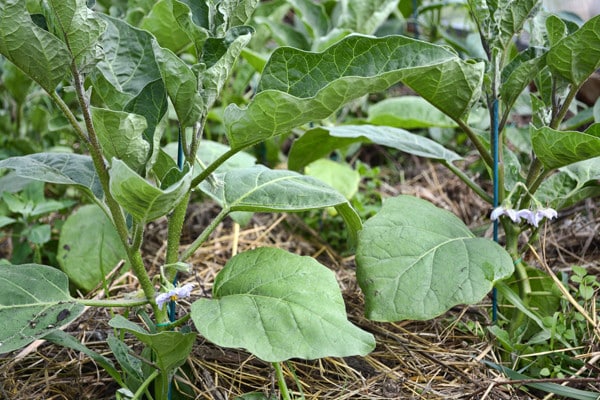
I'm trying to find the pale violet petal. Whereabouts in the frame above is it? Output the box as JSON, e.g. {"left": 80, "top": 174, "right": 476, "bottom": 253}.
{"left": 490, "top": 207, "right": 505, "bottom": 220}
{"left": 155, "top": 292, "right": 172, "bottom": 310}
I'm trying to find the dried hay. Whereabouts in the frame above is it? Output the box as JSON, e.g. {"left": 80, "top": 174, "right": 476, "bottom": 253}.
{"left": 1, "top": 161, "right": 598, "bottom": 400}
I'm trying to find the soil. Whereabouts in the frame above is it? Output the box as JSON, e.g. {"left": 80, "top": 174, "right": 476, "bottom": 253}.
{"left": 1, "top": 159, "right": 598, "bottom": 400}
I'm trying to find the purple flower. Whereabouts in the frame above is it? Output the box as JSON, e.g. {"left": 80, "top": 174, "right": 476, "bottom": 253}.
{"left": 156, "top": 283, "right": 195, "bottom": 310}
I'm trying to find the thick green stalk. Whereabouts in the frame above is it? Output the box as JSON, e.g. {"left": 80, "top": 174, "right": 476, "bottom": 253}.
{"left": 165, "top": 192, "right": 191, "bottom": 282}
{"left": 77, "top": 298, "right": 150, "bottom": 308}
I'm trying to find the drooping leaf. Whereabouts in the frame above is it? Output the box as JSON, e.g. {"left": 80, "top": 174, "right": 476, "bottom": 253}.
{"left": 46, "top": 0, "right": 107, "bottom": 68}
{"left": 531, "top": 125, "right": 600, "bottom": 170}
{"left": 0, "top": 264, "right": 84, "bottom": 354}
{"left": 109, "top": 315, "right": 196, "bottom": 373}
{"left": 493, "top": 0, "right": 540, "bottom": 51}
{"left": 225, "top": 34, "right": 484, "bottom": 149}
{"left": 140, "top": 0, "right": 194, "bottom": 54}
{"left": 0, "top": 0, "right": 70, "bottom": 92}
{"left": 199, "top": 164, "right": 361, "bottom": 243}
{"left": 332, "top": 0, "right": 399, "bottom": 35}
{"left": 152, "top": 42, "right": 204, "bottom": 128}
{"left": 0, "top": 153, "right": 103, "bottom": 200}
{"left": 211, "top": 0, "right": 260, "bottom": 35}
{"left": 500, "top": 48, "right": 547, "bottom": 112}
{"left": 356, "top": 195, "right": 513, "bottom": 321}
{"left": 91, "top": 15, "right": 167, "bottom": 150}
{"left": 547, "top": 14, "right": 600, "bottom": 86}
{"left": 536, "top": 156, "right": 600, "bottom": 209}
{"left": 199, "top": 164, "right": 346, "bottom": 212}
{"left": 191, "top": 247, "right": 375, "bottom": 362}
{"left": 368, "top": 96, "right": 458, "bottom": 129}
{"left": 288, "top": 125, "right": 462, "bottom": 172}
{"left": 58, "top": 204, "right": 129, "bottom": 292}
{"left": 200, "top": 25, "right": 253, "bottom": 109}
{"left": 287, "top": 0, "right": 330, "bottom": 40}
{"left": 108, "top": 158, "right": 192, "bottom": 222}
{"left": 91, "top": 107, "right": 150, "bottom": 173}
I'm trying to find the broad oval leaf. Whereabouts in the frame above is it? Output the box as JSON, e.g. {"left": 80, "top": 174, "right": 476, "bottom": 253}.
{"left": 225, "top": 34, "right": 484, "bottom": 149}
{"left": 191, "top": 247, "right": 375, "bottom": 362}
{"left": 58, "top": 204, "right": 129, "bottom": 292}
{"left": 109, "top": 158, "right": 192, "bottom": 222}
{"left": 288, "top": 125, "right": 462, "bottom": 172}
{"left": 199, "top": 164, "right": 349, "bottom": 212}
{"left": 0, "top": 1, "right": 70, "bottom": 92}
{"left": 531, "top": 125, "right": 600, "bottom": 170}
{"left": 547, "top": 14, "right": 600, "bottom": 86}
{"left": 0, "top": 153, "right": 103, "bottom": 200}
{"left": 0, "top": 264, "right": 84, "bottom": 354}
{"left": 356, "top": 195, "right": 513, "bottom": 321}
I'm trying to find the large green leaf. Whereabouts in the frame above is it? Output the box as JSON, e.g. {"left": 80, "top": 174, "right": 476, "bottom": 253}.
{"left": 288, "top": 125, "right": 462, "bottom": 172}
{"left": 0, "top": 264, "right": 84, "bottom": 354}
{"left": 191, "top": 247, "right": 375, "bottom": 362}
{"left": 356, "top": 195, "right": 513, "bottom": 321}
{"left": 225, "top": 34, "right": 484, "bottom": 149}
{"left": 531, "top": 125, "right": 600, "bottom": 170}
{"left": 199, "top": 164, "right": 362, "bottom": 244}
{"left": 58, "top": 205, "right": 129, "bottom": 292}
{"left": 0, "top": 153, "right": 103, "bottom": 200}
{"left": 536, "top": 157, "right": 600, "bottom": 210}
{"left": 91, "top": 15, "right": 167, "bottom": 150}
{"left": 500, "top": 48, "right": 547, "bottom": 112}
{"left": 547, "top": 14, "right": 600, "bottom": 86}
{"left": 91, "top": 107, "right": 150, "bottom": 173}
{"left": 109, "top": 158, "right": 192, "bottom": 222}
{"left": 46, "top": 0, "right": 107, "bottom": 68}
{"left": 0, "top": 0, "right": 70, "bottom": 92}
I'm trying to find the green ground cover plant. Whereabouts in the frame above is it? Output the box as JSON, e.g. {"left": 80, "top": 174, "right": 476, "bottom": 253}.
{"left": 0, "top": 0, "right": 598, "bottom": 399}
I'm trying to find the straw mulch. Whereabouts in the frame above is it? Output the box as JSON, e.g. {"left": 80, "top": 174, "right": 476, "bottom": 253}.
{"left": 1, "top": 160, "right": 598, "bottom": 399}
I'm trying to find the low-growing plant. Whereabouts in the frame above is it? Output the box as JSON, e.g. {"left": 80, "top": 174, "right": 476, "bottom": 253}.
{"left": 0, "top": 0, "right": 598, "bottom": 399}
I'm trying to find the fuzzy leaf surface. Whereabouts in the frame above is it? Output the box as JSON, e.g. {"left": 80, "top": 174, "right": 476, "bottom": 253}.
{"left": 225, "top": 34, "right": 484, "bottom": 149}
{"left": 0, "top": 264, "right": 84, "bottom": 354}
{"left": 547, "top": 15, "right": 600, "bottom": 86}
{"left": 288, "top": 125, "right": 461, "bottom": 171}
{"left": 0, "top": 0, "right": 69, "bottom": 92}
{"left": 356, "top": 196, "right": 513, "bottom": 321}
{"left": 0, "top": 153, "right": 103, "bottom": 200}
{"left": 108, "top": 158, "right": 192, "bottom": 222}
{"left": 531, "top": 125, "right": 600, "bottom": 170}
{"left": 191, "top": 247, "right": 375, "bottom": 362}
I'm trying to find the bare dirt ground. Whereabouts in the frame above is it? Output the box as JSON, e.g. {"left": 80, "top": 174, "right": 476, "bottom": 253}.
{"left": 1, "top": 159, "right": 598, "bottom": 399}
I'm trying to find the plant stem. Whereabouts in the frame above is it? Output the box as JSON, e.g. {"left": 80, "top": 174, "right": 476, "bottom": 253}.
{"left": 165, "top": 192, "right": 191, "bottom": 282}
{"left": 179, "top": 208, "right": 228, "bottom": 262}
{"left": 273, "top": 362, "right": 292, "bottom": 400}
{"left": 455, "top": 119, "right": 494, "bottom": 168}
{"left": 76, "top": 298, "right": 150, "bottom": 307}
{"left": 132, "top": 369, "right": 160, "bottom": 400}
{"left": 190, "top": 146, "right": 241, "bottom": 188}
{"left": 442, "top": 161, "right": 493, "bottom": 203}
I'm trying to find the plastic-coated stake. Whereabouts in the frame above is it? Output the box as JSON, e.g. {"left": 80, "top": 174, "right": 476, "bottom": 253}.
{"left": 492, "top": 98, "right": 499, "bottom": 322}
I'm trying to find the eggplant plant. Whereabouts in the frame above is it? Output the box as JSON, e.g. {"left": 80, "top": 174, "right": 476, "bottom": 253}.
{"left": 0, "top": 0, "right": 596, "bottom": 398}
